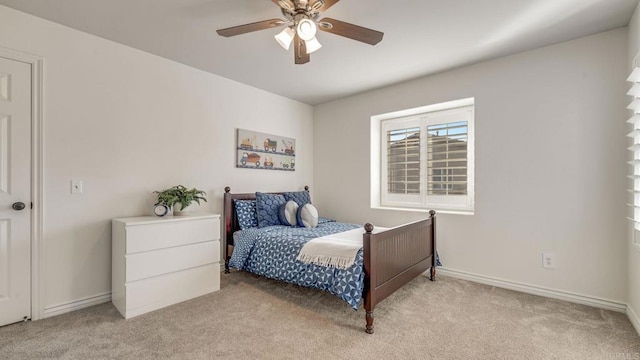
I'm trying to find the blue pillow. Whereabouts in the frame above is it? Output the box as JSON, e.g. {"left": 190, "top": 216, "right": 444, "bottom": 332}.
{"left": 278, "top": 200, "right": 299, "bottom": 227}
{"left": 234, "top": 200, "right": 258, "bottom": 230}
{"left": 256, "top": 192, "right": 286, "bottom": 228}
{"left": 297, "top": 203, "right": 319, "bottom": 228}
{"left": 283, "top": 191, "right": 311, "bottom": 207}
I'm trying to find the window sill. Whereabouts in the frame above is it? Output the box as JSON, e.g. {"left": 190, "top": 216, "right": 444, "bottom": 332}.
{"left": 371, "top": 205, "right": 474, "bottom": 216}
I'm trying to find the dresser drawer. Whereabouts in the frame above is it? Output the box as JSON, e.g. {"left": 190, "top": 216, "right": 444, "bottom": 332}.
{"left": 125, "top": 218, "right": 219, "bottom": 254}
{"left": 124, "top": 263, "right": 220, "bottom": 318}
{"left": 126, "top": 240, "right": 220, "bottom": 282}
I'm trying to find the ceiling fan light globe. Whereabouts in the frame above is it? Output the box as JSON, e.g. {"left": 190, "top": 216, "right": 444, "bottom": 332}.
{"left": 305, "top": 37, "right": 322, "bottom": 54}
{"left": 297, "top": 19, "right": 317, "bottom": 41}
{"left": 275, "top": 27, "right": 295, "bottom": 50}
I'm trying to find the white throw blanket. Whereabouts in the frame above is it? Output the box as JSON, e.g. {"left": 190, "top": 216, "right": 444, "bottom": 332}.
{"left": 297, "top": 227, "right": 389, "bottom": 269}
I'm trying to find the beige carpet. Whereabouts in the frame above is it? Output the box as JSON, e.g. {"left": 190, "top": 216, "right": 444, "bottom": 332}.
{"left": 1, "top": 272, "right": 638, "bottom": 360}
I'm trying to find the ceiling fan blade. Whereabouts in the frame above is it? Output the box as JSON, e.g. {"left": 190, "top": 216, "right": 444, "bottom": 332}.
{"left": 217, "top": 19, "right": 285, "bottom": 37}
{"left": 294, "top": 34, "right": 310, "bottom": 64}
{"left": 314, "top": 0, "right": 340, "bottom": 13}
{"left": 318, "top": 17, "right": 383, "bottom": 45}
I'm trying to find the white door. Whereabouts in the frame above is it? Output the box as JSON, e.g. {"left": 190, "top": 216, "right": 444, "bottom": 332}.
{"left": 0, "top": 56, "right": 31, "bottom": 326}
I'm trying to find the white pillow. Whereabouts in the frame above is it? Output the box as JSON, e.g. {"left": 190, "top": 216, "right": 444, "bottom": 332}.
{"left": 278, "top": 200, "right": 298, "bottom": 227}
{"left": 296, "top": 203, "right": 318, "bottom": 228}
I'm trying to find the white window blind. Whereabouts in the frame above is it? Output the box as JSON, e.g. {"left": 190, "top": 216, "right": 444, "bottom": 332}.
{"left": 387, "top": 127, "right": 421, "bottom": 195}
{"left": 627, "top": 66, "right": 640, "bottom": 235}
{"left": 427, "top": 121, "right": 468, "bottom": 196}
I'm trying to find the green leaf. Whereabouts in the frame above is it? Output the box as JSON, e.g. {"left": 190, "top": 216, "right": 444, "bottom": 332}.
{"left": 153, "top": 185, "right": 207, "bottom": 209}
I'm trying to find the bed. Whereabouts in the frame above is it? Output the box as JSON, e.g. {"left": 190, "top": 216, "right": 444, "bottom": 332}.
{"left": 223, "top": 186, "right": 437, "bottom": 334}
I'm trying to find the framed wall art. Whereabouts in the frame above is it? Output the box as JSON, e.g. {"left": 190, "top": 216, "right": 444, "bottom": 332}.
{"left": 236, "top": 129, "right": 295, "bottom": 171}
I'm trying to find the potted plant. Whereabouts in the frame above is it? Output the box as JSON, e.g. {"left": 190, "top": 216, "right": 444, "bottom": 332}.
{"left": 154, "top": 185, "right": 207, "bottom": 215}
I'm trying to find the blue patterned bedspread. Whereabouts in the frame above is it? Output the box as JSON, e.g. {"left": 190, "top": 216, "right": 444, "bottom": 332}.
{"left": 229, "top": 221, "right": 364, "bottom": 309}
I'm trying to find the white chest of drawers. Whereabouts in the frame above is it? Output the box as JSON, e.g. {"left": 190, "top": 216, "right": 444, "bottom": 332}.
{"left": 112, "top": 213, "right": 220, "bottom": 319}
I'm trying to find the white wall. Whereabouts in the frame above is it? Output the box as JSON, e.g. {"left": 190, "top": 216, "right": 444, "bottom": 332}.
{"left": 0, "top": 5, "right": 314, "bottom": 315}
{"left": 314, "top": 29, "right": 628, "bottom": 303}
{"left": 628, "top": 3, "right": 640, "bottom": 331}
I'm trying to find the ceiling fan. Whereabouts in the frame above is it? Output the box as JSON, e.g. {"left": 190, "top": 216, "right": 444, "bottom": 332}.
{"left": 216, "top": 0, "right": 384, "bottom": 64}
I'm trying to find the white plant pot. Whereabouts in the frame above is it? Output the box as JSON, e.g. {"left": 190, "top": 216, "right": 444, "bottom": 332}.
{"left": 173, "top": 203, "right": 189, "bottom": 216}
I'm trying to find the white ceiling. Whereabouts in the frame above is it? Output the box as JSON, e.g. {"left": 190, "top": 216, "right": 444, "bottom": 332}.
{"left": 0, "top": 0, "right": 637, "bottom": 105}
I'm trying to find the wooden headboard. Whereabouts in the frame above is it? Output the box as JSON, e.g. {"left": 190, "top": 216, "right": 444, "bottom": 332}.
{"left": 222, "top": 185, "right": 309, "bottom": 273}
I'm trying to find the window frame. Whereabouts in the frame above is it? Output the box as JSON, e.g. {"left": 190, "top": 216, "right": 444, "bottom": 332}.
{"left": 371, "top": 98, "right": 475, "bottom": 214}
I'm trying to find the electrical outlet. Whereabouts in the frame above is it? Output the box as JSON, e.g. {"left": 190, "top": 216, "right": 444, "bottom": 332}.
{"left": 71, "top": 180, "right": 83, "bottom": 194}
{"left": 542, "top": 252, "right": 556, "bottom": 269}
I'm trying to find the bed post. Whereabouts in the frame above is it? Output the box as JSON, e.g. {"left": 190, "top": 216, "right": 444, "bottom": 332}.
{"left": 223, "top": 186, "right": 232, "bottom": 274}
{"left": 363, "top": 222, "right": 375, "bottom": 334}
{"left": 429, "top": 210, "right": 437, "bottom": 282}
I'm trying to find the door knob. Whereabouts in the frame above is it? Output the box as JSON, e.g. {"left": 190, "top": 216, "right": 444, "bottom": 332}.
{"left": 11, "top": 202, "right": 26, "bottom": 211}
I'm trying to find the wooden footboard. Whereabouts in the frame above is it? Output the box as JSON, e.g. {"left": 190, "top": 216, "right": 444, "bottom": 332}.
{"left": 362, "top": 210, "right": 436, "bottom": 334}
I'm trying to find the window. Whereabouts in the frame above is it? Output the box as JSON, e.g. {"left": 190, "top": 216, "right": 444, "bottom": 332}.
{"left": 371, "top": 98, "right": 474, "bottom": 213}
{"left": 627, "top": 65, "right": 640, "bottom": 241}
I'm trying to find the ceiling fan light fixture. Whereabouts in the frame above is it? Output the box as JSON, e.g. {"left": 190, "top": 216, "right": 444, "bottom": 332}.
{"left": 305, "top": 37, "right": 322, "bottom": 54}
{"left": 297, "top": 19, "right": 317, "bottom": 41}
{"left": 275, "top": 27, "right": 295, "bottom": 50}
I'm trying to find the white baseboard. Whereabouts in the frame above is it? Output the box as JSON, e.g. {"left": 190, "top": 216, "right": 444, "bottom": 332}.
{"left": 437, "top": 267, "right": 627, "bottom": 313}
{"left": 627, "top": 304, "right": 640, "bottom": 335}
{"left": 43, "top": 292, "right": 112, "bottom": 319}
